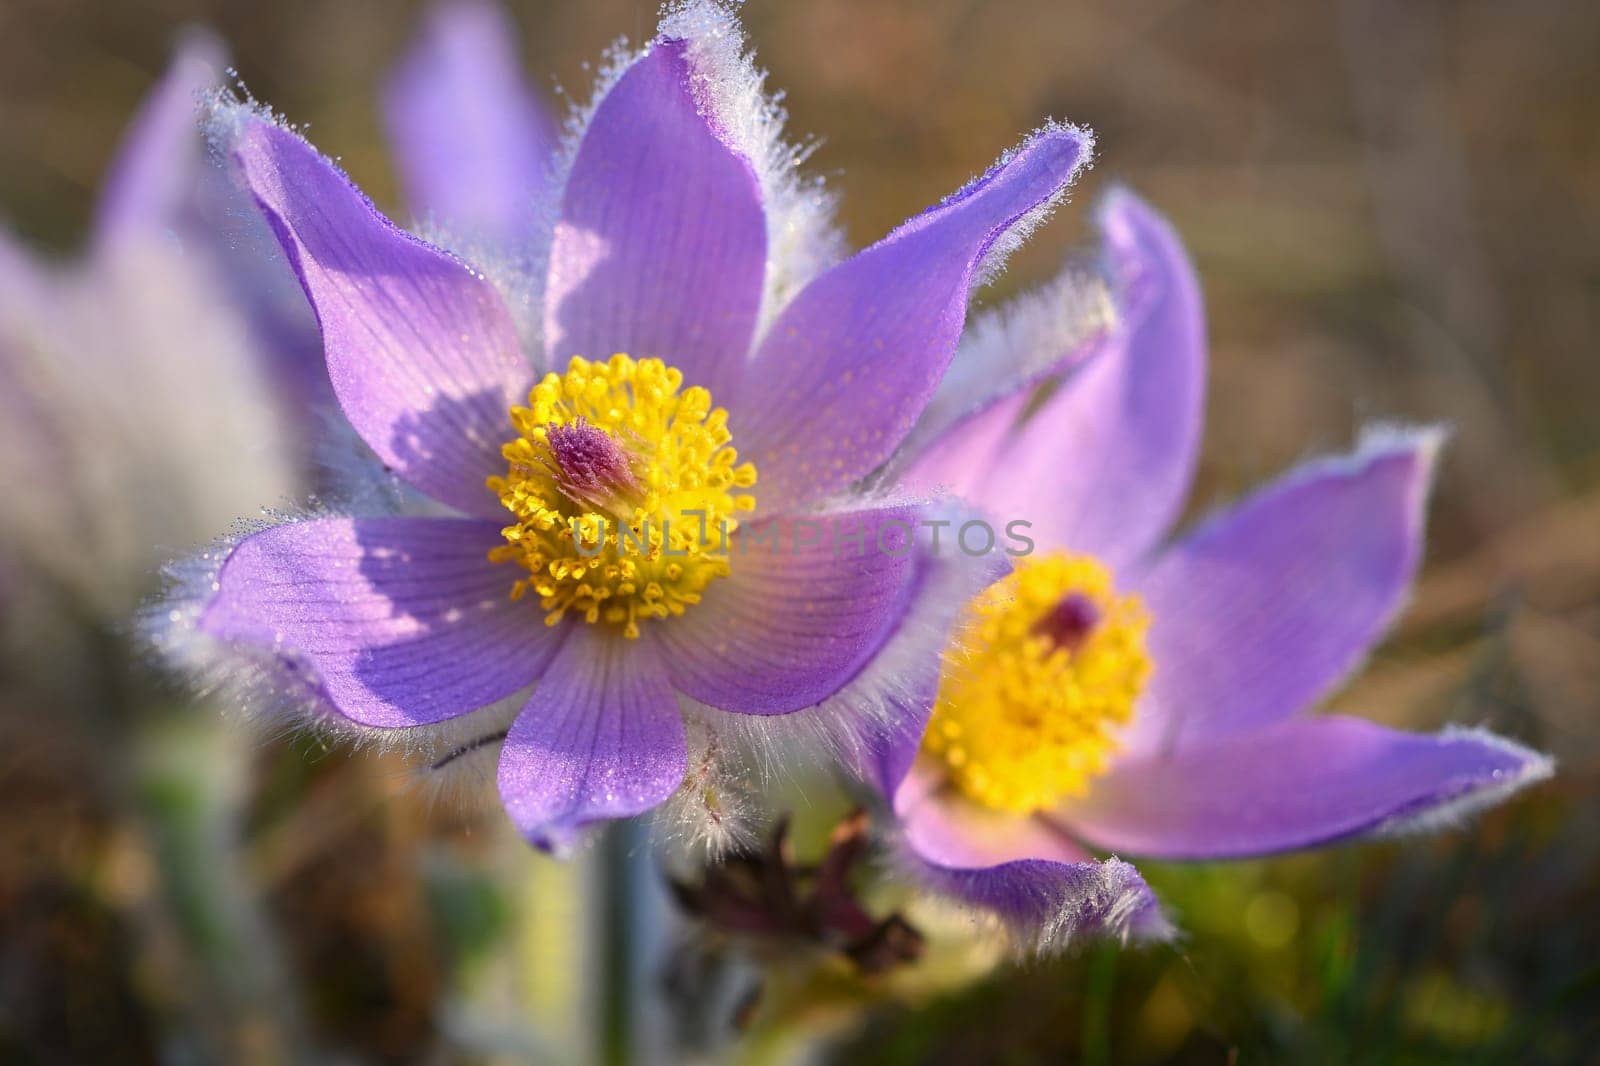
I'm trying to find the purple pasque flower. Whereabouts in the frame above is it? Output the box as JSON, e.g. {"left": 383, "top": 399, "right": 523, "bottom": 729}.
{"left": 0, "top": 34, "right": 302, "bottom": 621}
{"left": 864, "top": 188, "right": 1553, "bottom": 949}
{"left": 155, "top": 1, "right": 1097, "bottom": 853}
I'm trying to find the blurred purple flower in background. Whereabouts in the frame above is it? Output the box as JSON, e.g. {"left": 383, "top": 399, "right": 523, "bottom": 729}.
{"left": 0, "top": 34, "right": 332, "bottom": 1059}
{"left": 383, "top": 0, "right": 559, "bottom": 254}
{"left": 865, "top": 189, "right": 1553, "bottom": 950}
{"left": 0, "top": 35, "right": 307, "bottom": 621}
{"left": 150, "top": 0, "right": 1098, "bottom": 854}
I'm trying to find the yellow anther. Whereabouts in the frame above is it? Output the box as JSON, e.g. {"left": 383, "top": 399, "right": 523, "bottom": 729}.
{"left": 488, "top": 354, "right": 757, "bottom": 637}
{"left": 923, "top": 553, "right": 1152, "bottom": 813}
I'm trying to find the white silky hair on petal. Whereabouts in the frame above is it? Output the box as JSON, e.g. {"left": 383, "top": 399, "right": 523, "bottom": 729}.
{"left": 309, "top": 405, "right": 463, "bottom": 521}
{"left": 146, "top": 516, "right": 531, "bottom": 821}
{"left": 653, "top": 705, "right": 763, "bottom": 861}
{"left": 560, "top": 7, "right": 1094, "bottom": 355}
{"left": 310, "top": 409, "right": 410, "bottom": 518}
{"left": 1373, "top": 725, "right": 1555, "bottom": 839}
{"left": 883, "top": 833, "right": 1175, "bottom": 957}
{"left": 814, "top": 542, "right": 1006, "bottom": 788}
{"left": 965, "top": 119, "right": 1097, "bottom": 289}
{"left": 895, "top": 262, "right": 1118, "bottom": 471}
{"left": 142, "top": 512, "right": 351, "bottom": 742}
{"left": 544, "top": 31, "right": 641, "bottom": 246}
{"left": 200, "top": 81, "right": 293, "bottom": 166}
{"left": 1276, "top": 422, "right": 1449, "bottom": 506}
{"left": 1031, "top": 857, "right": 1175, "bottom": 953}
{"left": 657, "top": 0, "right": 845, "bottom": 344}
{"left": 400, "top": 693, "right": 527, "bottom": 815}
{"left": 413, "top": 216, "right": 553, "bottom": 362}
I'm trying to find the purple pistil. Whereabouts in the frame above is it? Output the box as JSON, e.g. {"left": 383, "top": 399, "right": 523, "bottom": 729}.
{"left": 1032, "top": 593, "right": 1101, "bottom": 652}
{"left": 544, "top": 419, "right": 642, "bottom": 512}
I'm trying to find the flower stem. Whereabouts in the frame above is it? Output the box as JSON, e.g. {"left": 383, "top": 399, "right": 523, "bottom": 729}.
{"left": 599, "top": 821, "right": 638, "bottom": 1066}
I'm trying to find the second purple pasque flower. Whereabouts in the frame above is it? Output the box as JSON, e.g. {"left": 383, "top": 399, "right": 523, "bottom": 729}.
{"left": 858, "top": 189, "right": 1552, "bottom": 947}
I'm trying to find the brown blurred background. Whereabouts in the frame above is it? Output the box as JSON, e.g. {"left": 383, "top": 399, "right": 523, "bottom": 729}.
{"left": 2, "top": 1, "right": 1597, "bottom": 1062}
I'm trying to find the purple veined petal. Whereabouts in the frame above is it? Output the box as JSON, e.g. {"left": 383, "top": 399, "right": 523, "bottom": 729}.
{"left": 544, "top": 38, "right": 766, "bottom": 405}
{"left": 93, "top": 31, "right": 223, "bottom": 250}
{"left": 955, "top": 189, "right": 1206, "bottom": 569}
{"left": 652, "top": 503, "right": 924, "bottom": 715}
{"left": 497, "top": 625, "right": 686, "bottom": 853}
{"left": 1063, "top": 715, "right": 1553, "bottom": 860}
{"left": 200, "top": 517, "right": 566, "bottom": 729}
{"left": 383, "top": 0, "right": 557, "bottom": 244}
{"left": 1118, "top": 428, "right": 1442, "bottom": 756}
{"left": 894, "top": 761, "right": 1170, "bottom": 945}
{"left": 736, "top": 123, "right": 1095, "bottom": 512}
{"left": 221, "top": 113, "right": 533, "bottom": 516}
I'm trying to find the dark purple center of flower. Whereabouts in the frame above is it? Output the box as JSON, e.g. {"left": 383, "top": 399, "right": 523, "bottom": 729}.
{"left": 545, "top": 419, "right": 641, "bottom": 510}
{"left": 1031, "top": 592, "right": 1101, "bottom": 652}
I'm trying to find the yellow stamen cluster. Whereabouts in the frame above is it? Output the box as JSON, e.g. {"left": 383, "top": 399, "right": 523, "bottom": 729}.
{"left": 488, "top": 354, "right": 756, "bottom": 638}
{"left": 923, "top": 553, "right": 1152, "bottom": 813}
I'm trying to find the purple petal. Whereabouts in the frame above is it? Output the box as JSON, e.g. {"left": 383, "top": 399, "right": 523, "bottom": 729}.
{"left": 224, "top": 114, "right": 532, "bottom": 516}
{"left": 898, "top": 387, "right": 1033, "bottom": 503}
{"left": 200, "top": 517, "right": 564, "bottom": 728}
{"left": 896, "top": 264, "right": 1115, "bottom": 485}
{"left": 544, "top": 39, "right": 765, "bottom": 405}
{"left": 1121, "top": 429, "right": 1442, "bottom": 755}
{"left": 653, "top": 504, "right": 923, "bottom": 714}
{"left": 383, "top": 0, "right": 557, "bottom": 243}
{"left": 93, "top": 32, "right": 222, "bottom": 249}
{"left": 961, "top": 189, "right": 1206, "bottom": 569}
{"left": 736, "top": 124, "right": 1094, "bottom": 510}
{"left": 897, "top": 763, "right": 1091, "bottom": 867}
{"left": 1064, "top": 716, "right": 1552, "bottom": 860}
{"left": 497, "top": 626, "right": 686, "bottom": 852}
{"left": 895, "top": 764, "right": 1169, "bottom": 945}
